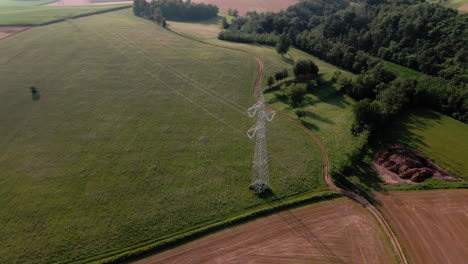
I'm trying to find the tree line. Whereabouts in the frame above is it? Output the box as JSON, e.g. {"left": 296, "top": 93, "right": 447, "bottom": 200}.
{"left": 134, "top": 0, "right": 218, "bottom": 24}
{"left": 217, "top": 0, "right": 467, "bottom": 124}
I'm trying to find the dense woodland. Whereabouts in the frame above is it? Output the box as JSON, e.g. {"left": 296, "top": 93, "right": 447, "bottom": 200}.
{"left": 219, "top": 0, "right": 467, "bottom": 127}
{"left": 134, "top": 0, "right": 218, "bottom": 24}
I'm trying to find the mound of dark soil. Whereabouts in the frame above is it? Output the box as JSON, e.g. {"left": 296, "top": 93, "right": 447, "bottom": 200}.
{"left": 374, "top": 144, "right": 453, "bottom": 183}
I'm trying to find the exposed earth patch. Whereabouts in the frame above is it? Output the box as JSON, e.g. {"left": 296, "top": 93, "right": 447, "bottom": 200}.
{"left": 373, "top": 144, "right": 455, "bottom": 184}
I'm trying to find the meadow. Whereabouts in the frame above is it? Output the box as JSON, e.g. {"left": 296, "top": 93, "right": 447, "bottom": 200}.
{"left": 386, "top": 108, "right": 468, "bottom": 179}
{"left": 0, "top": 9, "right": 329, "bottom": 264}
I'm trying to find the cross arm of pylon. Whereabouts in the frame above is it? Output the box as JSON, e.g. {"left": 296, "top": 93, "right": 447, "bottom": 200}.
{"left": 246, "top": 124, "right": 258, "bottom": 139}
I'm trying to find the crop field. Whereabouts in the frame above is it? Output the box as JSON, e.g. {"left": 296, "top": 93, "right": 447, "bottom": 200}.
{"left": 375, "top": 190, "right": 468, "bottom": 264}
{"left": 0, "top": 9, "right": 331, "bottom": 264}
{"left": 192, "top": 0, "right": 300, "bottom": 15}
{"left": 134, "top": 198, "right": 395, "bottom": 264}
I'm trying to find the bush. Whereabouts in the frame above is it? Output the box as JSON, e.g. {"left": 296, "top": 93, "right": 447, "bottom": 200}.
{"left": 285, "top": 83, "right": 307, "bottom": 107}
{"left": 274, "top": 69, "right": 289, "bottom": 81}
{"left": 293, "top": 60, "right": 319, "bottom": 77}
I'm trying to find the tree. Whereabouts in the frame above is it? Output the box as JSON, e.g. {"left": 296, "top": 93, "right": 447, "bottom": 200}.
{"left": 276, "top": 34, "right": 291, "bottom": 56}
{"left": 293, "top": 60, "right": 319, "bottom": 77}
{"left": 274, "top": 69, "right": 289, "bottom": 81}
{"left": 267, "top": 76, "right": 275, "bottom": 86}
{"left": 295, "top": 109, "right": 306, "bottom": 120}
{"left": 286, "top": 83, "right": 307, "bottom": 107}
{"left": 232, "top": 9, "right": 239, "bottom": 17}
{"left": 221, "top": 17, "right": 229, "bottom": 29}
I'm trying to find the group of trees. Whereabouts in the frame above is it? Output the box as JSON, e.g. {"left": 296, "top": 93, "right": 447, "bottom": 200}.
{"left": 266, "top": 60, "right": 320, "bottom": 107}
{"left": 227, "top": 8, "right": 239, "bottom": 17}
{"left": 217, "top": 0, "right": 467, "bottom": 124}
{"left": 338, "top": 63, "right": 468, "bottom": 134}
{"left": 133, "top": 0, "right": 218, "bottom": 25}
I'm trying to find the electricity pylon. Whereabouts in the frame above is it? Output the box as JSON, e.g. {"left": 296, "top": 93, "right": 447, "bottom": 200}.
{"left": 247, "top": 94, "right": 275, "bottom": 194}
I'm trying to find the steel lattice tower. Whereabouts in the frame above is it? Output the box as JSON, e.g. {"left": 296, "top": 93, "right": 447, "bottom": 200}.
{"left": 247, "top": 94, "right": 275, "bottom": 194}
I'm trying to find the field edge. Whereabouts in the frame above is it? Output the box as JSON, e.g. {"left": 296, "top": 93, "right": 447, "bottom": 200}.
{"left": 74, "top": 192, "right": 343, "bottom": 264}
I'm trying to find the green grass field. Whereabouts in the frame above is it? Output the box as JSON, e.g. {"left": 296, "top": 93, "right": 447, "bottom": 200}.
{"left": 347, "top": 108, "right": 468, "bottom": 191}
{"left": 0, "top": 0, "right": 58, "bottom": 6}
{"left": 0, "top": 9, "right": 331, "bottom": 264}
{"left": 387, "top": 108, "right": 468, "bottom": 179}
{"left": 0, "top": 5, "right": 130, "bottom": 26}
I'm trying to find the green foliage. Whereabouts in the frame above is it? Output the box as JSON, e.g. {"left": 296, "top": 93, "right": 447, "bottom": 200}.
{"left": 218, "top": 30, "right": 279, "bottom": 45}
{"left": 293, "top": 59, "right": 319, "bottom": 78}
{"left": 227, "top": 8, "right": 239, "bottom": 17}
{"left": 134, "top": 0, "right": 218, "bottom": 23}
{"left": 275, "top": 34, "right": 291, "bottom": 56}
{"left": 285, "top": 83, "right": 307, "bottom": 107}
{"left": 221, "top": 16, "right": 229, "bottom": 29}
{"left": 295, "top": 109, "right": 306, "bottom": 119}
{"left": 267, "top": 76, "right": 275, "bottom": 86}
{"left": 274, "top": 68, "right": 289, "bottom": 81}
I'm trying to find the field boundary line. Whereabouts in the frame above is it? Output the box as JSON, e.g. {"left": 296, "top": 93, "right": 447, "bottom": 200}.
{"left": 71, "top": 192, "right": 343, "bottom": 263}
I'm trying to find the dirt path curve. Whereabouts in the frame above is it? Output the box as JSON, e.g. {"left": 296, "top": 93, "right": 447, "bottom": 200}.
{"left": 166, "top": 28, "right": 409, "bottom": 264}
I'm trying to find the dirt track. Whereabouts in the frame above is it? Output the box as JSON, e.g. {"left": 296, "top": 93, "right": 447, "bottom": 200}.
{"left": 134, "top": 199, "right": 394, "bottom": 264}
{"left": 0, "top": 27, "right": 32, "bottom": 41}
{"left": 375, "top": 190, "right": 468, "bottom": 264}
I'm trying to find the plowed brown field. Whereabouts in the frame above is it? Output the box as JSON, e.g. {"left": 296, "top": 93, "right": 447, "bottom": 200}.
{"left": 192, "top": 0, "right": 300, "bottom": 15}
{"left": 375, "top": 189, "right": 468, "bottom": 264}
{"left": 133, "top": 199, "right": 394, "bottom": 264}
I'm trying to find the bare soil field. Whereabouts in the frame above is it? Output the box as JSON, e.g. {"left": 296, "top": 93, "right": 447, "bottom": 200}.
{"left": 375, "top": 189, "right": 468, "bottom": 264}
{"left": 193, "top": 0, "right": 300, "bottom": 15}
{"left": 46, "top": 0, "right": 132, "bottom": 6}
{"left": 133, "top": 198, "right": 394, "bottom": 264}
{"left": 373, "top": 144, "right": 455, "bottom": 184}
{"left": 0, "top": 26, "right": 32, "bottom": 40}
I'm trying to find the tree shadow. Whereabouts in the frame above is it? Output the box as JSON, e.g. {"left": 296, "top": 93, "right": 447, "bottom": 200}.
{"left": 375, "top": 108, "right": 440, "bottom": 149}
{"left": 169, "top": 15, "right": 223, "bottom": 26}
{"left": 299, "top": 119, "right": 320, "bottom": 131}
{"left": 281, "top": 55, "right": 295, "bottom": 65}
{"left": 304, "top": 110, "right": 334, "bottom": 124}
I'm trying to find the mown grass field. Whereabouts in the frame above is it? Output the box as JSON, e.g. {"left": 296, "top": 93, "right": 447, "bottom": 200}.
{"left": 0, "top": 9, "right": 329, "bottom": 264}
{"left": 0, "top": 5, "right": 130, "bottom": 26}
